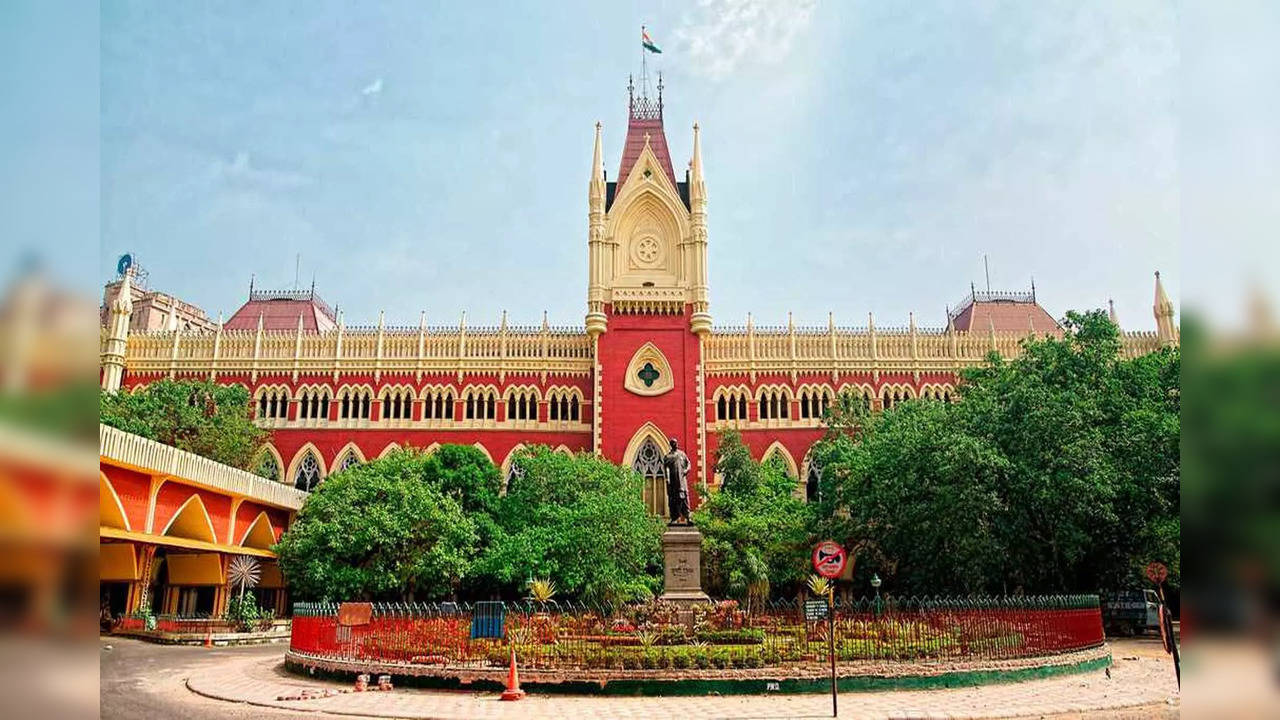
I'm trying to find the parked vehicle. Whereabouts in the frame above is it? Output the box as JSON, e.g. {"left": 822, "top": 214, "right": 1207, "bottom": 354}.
{"left": 1101, "top": 589, "right": 1161, "bottom": 636}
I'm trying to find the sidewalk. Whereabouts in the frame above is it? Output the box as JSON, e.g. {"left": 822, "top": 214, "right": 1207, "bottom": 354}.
{"left": 184, "top": 643, "right": 1179, "bottom": 720}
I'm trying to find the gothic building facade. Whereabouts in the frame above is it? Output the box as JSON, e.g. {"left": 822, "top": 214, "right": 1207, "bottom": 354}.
{"left": 100, "top": 82, "right": 1179, "bottom": 515}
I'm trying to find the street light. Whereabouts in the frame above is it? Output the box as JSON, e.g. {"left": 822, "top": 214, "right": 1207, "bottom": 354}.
{"left": 870, "top": 573, "right": 882, "bottom": 617}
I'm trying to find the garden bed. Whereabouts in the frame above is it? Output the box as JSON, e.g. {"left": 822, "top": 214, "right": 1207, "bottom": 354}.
{"left": 284, "top": 643, "right": 1112, "bottom": 695}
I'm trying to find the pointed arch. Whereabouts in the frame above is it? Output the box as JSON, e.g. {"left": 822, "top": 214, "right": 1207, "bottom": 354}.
{"left": 253, "top": 443, "right": 285, "bottom": 482}
{"left": 553, "top": 444, "right": 574, "bottom": 457}
{"left": 423, "top": 442, "right": 442, "bottom": 456}
{"left": 99, "top": 472, "right": 130, "bottom": 531}
{"left": 621, "top": 422, "right": 673, "bottom": 468}
{"left": 332, "top": 441, "right": 367, "bottom": 472}
{"left": 238, "top": 511, "right": 278, "bottom": 550}
{"left": 501, "top": 444, "right": 531, "bottom": 492}
{"left": 377, "top": 442, "right": 402, "bottom": 459}
{"left": 471, "top": 442, "right": 494, "bottom": 465}
{"left": 286, "top": 442, "right": 328, "bottom": 490}
{"left": 500, "top": 443, "right": 530, "bottom": 478}
{"left": 160, "top": 494, "right": 218, "bottom": 544}
{"left": 760, "top": 441, "right": 799, "bottom": 478}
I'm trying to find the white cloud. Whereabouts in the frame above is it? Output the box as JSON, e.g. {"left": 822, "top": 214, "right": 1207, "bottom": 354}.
{"left": 674, "top": 0, "right": 816, "bottom": 81}
{"left": 211, "top": 151, "right": 312, "bottom": 190}
{"left": 361, "top": 77, "right": 383, "bottom": 96}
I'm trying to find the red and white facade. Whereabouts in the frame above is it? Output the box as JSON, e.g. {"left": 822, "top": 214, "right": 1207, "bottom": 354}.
{"left": 100, "top": 82, "right": 1178, "bottom": 515}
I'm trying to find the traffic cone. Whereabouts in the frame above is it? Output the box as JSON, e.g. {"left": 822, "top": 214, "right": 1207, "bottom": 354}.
{"left": 204, "top": 627, "right": 212, "bottom": 648}
{"left": 499, "top": 646, "right": 525, "bottom": 701}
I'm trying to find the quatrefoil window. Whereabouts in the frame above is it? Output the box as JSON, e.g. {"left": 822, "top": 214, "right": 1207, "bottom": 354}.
{"left": 637, "top": 362, "right": 660, "bottom": 388}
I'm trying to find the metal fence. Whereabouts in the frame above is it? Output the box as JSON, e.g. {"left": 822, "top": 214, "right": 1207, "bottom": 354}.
{"left": 113, "top": 614, "right": 280, "bottom": 635}
{"left": 290, "top": 595, "right": 1104, "bottom": 670}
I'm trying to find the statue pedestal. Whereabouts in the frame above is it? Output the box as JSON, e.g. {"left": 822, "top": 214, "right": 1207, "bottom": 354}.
{"left": 658, "top": 524, "right": 711, "bottom": 605}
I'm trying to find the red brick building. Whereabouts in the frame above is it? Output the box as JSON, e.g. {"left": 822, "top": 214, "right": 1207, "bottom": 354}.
{"left": 100, "top": 81, "right": 1178, "bottom": 516}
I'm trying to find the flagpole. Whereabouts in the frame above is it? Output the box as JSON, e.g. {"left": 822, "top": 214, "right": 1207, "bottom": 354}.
{"left": 640, "top": 25, "right": 647, "bottom": 98}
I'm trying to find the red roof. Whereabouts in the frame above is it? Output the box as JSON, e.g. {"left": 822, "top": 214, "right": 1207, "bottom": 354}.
{"left": 951, "top": 295, "right": 1059, "bottom": 333}
{"left": 225, "top": 290, "right": 337, "bottom": 332}
{"left": 617, "top": 112, "right": 677, "bottom": 190}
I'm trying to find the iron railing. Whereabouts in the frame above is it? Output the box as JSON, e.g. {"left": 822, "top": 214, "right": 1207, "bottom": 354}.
{"left": 289, "top": 595, "right": 1104, "bottom": 670}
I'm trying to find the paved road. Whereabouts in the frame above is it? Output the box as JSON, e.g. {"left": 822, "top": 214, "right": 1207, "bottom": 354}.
{"left": 101, "top": 636, "right": 1178, "bottom": 720}
{"left": 101, "top": 637, "right": 312, "bottom": 719}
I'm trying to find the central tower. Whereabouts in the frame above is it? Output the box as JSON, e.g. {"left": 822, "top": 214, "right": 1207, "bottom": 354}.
{"left": 588, "top": 77, "right": 712, "bottom": 515}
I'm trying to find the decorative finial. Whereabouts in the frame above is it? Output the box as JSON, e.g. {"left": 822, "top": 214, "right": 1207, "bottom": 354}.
{"left": 249, "top": 274, "right": 255, "bottom": 298}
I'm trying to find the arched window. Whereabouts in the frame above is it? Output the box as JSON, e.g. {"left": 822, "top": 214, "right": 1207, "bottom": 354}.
{"left": 255, "top": 452, "right": 280, "bottom": 482}
{"left": 632, "top": 438, "right": 668, "bottom": 518}
{"left": 336, "top": 450, "right": 361, "bottom": 472}
{"left": 294, "top": 452, "right": 322, "bottom": 491}
{"left": 296, "top": 388, "right": 331, "bottom": 420}
{"left": 546, "top": 389, "right": 582, "bottom": 424}
{"left": 799, "top": 387, "right": 833, "bottom": 420}
{"left": 381, "top": 388, "right": 413, "bottom": 420}
{"left": 805, "top": 455, "right": 822, "bottom": 503}
{"left": 256, "top": 387, "right": 290, "bottom": 420}
{"left": 423, "top": 388, "right": 454, "bottom": 421}
{"left": 716, "top": 388, "right": 751, "bottom": 422}
{"left": 758, "top": 388, "right": 791, "bottom": 420}
{"left": 338, "top": 387, "right": 373, "bottom": 420}
{"left": 464, "top": 388, "right": 497, "bottom": 420}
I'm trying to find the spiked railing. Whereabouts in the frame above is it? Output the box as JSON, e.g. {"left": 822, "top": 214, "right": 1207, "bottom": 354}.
{"left": 289, "top": 595, "right": 1104, "bottom": 670}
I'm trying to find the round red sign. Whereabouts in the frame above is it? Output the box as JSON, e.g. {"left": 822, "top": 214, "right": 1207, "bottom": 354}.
{"left": 812, "top": 540, "right": 847, "bottom": 579}
{"left": 1145, "top": 561, "right": 1168, "bottom": 585}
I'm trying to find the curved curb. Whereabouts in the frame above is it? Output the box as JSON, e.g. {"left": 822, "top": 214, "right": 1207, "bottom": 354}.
{"left": 283, "top": 647, "right": 1113, "bottom": 696}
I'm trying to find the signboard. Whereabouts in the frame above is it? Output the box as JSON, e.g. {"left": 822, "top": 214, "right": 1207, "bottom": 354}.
{"left": 338, "top": 602, "right": 372, "bottom": 627}
{"left": 1145, "top": 561, "right": 1168, "bottom": 585}
{"left": 804, "top": 600, "right": 829, "bottom": 621}
{"left": 812, "top": 540, "right": 847, "bottom": 579}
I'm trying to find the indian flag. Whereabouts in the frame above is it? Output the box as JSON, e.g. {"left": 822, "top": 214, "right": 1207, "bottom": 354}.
{"left": 642, "top": 29, "right": 662, "bottom": 54}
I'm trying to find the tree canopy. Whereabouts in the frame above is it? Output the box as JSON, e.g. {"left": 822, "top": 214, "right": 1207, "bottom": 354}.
{"left": 475, "top": 448, "right": 664, "bottom": 607}
{"left": 99, "top": 380, "right": 267, "bottom": 472}
{"left": 694, "top": 431, "right": 813, "bottom": 602}
{"left": 274, "top": 447, "right": 484, "bottom": 601}
{"left": 277, "top": 444, "right": 664, "bottom": 605}
{"left": 812, "top": 310, "right": 1180, "bottom": 595}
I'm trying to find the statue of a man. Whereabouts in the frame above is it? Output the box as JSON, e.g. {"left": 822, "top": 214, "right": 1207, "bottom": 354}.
{"left": 663, "top": 437, "right": 691, "bottom": 524}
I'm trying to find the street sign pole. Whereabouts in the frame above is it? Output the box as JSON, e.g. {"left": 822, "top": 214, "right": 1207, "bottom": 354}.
{"left": 812, "top": 540, "right": 847, "bottom": 719}
{"left": 828, "top": 584, "right": 837, "bottom": 718}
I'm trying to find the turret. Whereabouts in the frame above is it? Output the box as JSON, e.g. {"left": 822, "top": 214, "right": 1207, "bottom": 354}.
{"left": 1153, "top": 271, "right": 1178, "bottom": 346}
{"left": 689, "top": 122, "right": 712, "bottom": 336}
{"left": 586, "top": 122, "right": 608, "bottom": 338}
{"left": 100, "top": 269, "right": 135, "bottom": 392}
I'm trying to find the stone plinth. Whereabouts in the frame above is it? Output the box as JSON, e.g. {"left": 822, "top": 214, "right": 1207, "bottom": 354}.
{"left": 658, "top": 524, "right": 711, "bottom": 605}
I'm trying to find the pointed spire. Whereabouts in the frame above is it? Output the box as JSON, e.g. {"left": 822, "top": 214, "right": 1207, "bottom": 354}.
{"left": 256, "top": 311, "right": 264, "bottom": 331}
{"left": 216, "top": 311, "right": 224, "bottom": 329}
{"left": 1153, "top": 270, "right": 1177, "bottom": 346}
{"left": 1108, "top": 299, "right": 1119, "bottom": 326}
{"left": 828, "top": 311, "right": 835, "bottom": 332}
{"left": 690, "top": 122, "right": 705, "bottom": 202}
{"left": 165, "top": 299, "right": 178, "bottom": 331}
{"left": 112, "top": 268, "right": 134, "bottom": 314}
{"left": 589, "top": 122, "right": 605, "bottom": 198}
{"left": 297, "top": 311, "right": 305, "bottom": 332}
{"left": 787, "top": 311, "right": 795, "bottom": 332}
{"left": 541, "top": 310, "right": 549, "bottom": 331}
{"left": 419, "top": 310, "right": 426, "bottom": 331}
{"left": 337, "top": 309, "right": 345, "bottom": 329}
{"left": 248, "top": 274, "right": 255, "bottom": 298}
{"left": 500, "top": 310, "right": 508, "bottom": 331}
{"left": 377, "top": 310, "right": 385, "bottom": 330}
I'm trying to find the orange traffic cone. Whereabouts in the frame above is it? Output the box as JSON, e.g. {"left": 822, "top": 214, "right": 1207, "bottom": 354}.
{"left": 499, "top": 646, "right": 525, "bottom": 701}
{"left": 204, "top": 627, "right": 212, "bottom": 648}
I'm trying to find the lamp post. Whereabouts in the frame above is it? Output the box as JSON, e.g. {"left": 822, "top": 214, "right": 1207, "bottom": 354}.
{"left": 870, "top": 573, "right": 882, "bottom": 617}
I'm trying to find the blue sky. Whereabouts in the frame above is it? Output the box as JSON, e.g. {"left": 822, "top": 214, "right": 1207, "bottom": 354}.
{"left": 91, "top": 1, "right": 1184, "bottom": 330}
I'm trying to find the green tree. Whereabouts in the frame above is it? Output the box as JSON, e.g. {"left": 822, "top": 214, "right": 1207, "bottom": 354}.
{"left": 274, "top": 448, "right": 478, "bottom": 601}
{"left": 694, "top": 431, "right": 813, "bottom": 603}
{"left": 813, "top": 310, "right": 1180, "bottom": 595}
{"left": 475, "top": 447, "right": 663, "bottom": 607}
{"left": 99, "top": 380, "right": 267, "bottom": 472}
